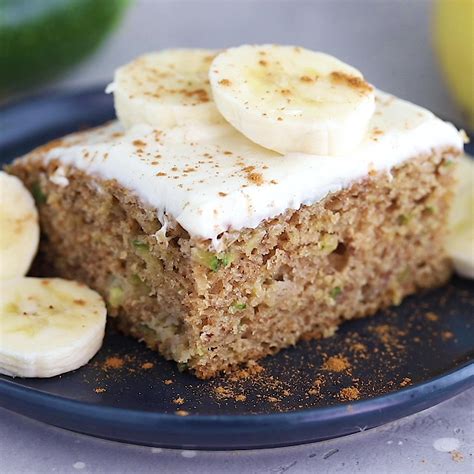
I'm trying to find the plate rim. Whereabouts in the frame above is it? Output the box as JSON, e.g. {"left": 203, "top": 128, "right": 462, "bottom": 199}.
{"left": 0, "top": 86, "right": 473, "bottom": 449}
{"left": 1, "top": 359, "right": 472, "bottom": 449}
{"left": 1, "top": 360, "right": 473, "bottom": 423}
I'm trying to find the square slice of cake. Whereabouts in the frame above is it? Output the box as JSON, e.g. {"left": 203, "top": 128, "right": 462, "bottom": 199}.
{"left": 9, "top": 91, "right": 463, "bottom": 378}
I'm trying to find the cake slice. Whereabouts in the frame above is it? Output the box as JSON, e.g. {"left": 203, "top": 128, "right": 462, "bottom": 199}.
{"left": 9, "top": 88, "right": 462, "bottom": 378}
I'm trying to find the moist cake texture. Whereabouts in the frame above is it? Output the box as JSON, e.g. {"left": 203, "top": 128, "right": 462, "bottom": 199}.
{"left": 9, "top": 91, "right": 463, "bottom": 378}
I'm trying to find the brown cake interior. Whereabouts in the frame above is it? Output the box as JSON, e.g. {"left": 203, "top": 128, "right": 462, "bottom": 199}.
{"left": 9, "top": 146, "right": 458, "bottom": 378}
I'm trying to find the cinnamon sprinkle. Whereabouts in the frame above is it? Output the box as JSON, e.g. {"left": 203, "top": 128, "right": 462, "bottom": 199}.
{"left": 322, "top": 355, "right": 350, "bottom": 372}
{"left": 103, "top": 356, "right": 124, "bottom": 370}
{"left": 247, "top": 172, "right": 264, "bottom": 185}
{"left": 330, "top": 71, "right": 373, "bottom": 94}
{"left": 425, "top": 312, "right": 439, "bottom": 322}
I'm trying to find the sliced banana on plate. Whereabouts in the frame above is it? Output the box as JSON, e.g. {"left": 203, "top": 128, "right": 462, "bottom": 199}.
{"left": 447, "top": 154, "right": 474, "bottom": 278}
{"left": 111, "top": 48, "right": 223, "bottom": 129}
{"left": 210, "top": 44, "right": 375, "bottom": 155}
{"left": 0, "top": 171, "right": 40, "bottom": 280}
{"left": 0, "top": 278, "right": 107, "bottom": 378}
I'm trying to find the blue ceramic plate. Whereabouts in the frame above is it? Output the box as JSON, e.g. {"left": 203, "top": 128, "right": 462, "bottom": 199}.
{"left": 0, "top": 87, "right": 473, "bottom": 450}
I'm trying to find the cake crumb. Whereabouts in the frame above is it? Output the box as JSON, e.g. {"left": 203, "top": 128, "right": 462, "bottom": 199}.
{"left": 214, "top": 386, "right": 233, "bottom": 398}
{"left": 142, "top": 362, "right": 154, "bottom": 370}
{"left": 308, "top": 377, "right": 324, "bottom": 396}
{"left": 338, "top": 386, "right": 360, "bottom": 401}
{"left": 213, "top": 385, "right": 247, "bottom": 402}
{"left": 175, "top": 410, "right": 189, "bottom": 416}
{"left": 94, "top": 387, "right": 106, "bottom": 393}
{"left": 400, "top": 377, "right": 411, "bottom": 387}
{"left": 173, "top": 397, "right": 185, "bottom": 405}
{"left": 164, "top": 379, "right": 173, "bottom": 385}
{"left": 351, "top": 342, "right": 367, "bottom": 353}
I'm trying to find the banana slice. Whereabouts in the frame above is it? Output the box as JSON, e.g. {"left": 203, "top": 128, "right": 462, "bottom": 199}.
{"left": 0, "top": 278, "right": 106, "bottom": 377}
{"left": 209, "top": 44, "right": 375, "bottom": 155}
{"left": 111, "top": 49, "right": 223, "bottom": 129}
{"left": 0, "top": 171, "right": 39, "bottom": 280}
{"left": 447, "top": 154, "right": 474, "bottom": 278}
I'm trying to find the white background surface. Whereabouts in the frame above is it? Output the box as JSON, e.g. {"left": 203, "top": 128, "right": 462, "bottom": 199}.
{"left": 2, "top": 1, "right": 473, "bottom": 472}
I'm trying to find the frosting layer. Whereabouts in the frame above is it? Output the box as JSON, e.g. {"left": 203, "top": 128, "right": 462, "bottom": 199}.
{"left": 28, "top": 91, "right": 463, "bottom": 242}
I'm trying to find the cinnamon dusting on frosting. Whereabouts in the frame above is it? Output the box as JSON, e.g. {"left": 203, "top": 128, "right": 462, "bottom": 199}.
{"left": 330, "top": 71, "right": 373, "bottom": 94}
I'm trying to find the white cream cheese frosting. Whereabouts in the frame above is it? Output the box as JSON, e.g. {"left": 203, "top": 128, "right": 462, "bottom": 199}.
{"left": 27, "top": 91, "right": 463, "bottom": 243}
